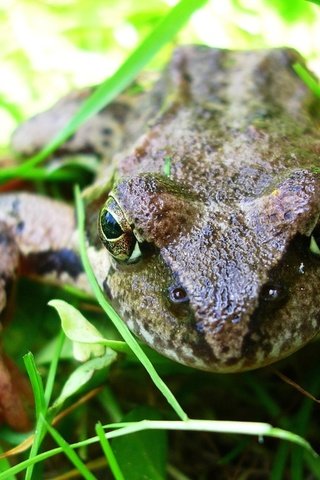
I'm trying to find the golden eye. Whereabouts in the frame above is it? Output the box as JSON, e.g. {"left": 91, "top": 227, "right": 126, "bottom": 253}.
{"left": 99, "top": 196, "right": 142, "bottom": 263}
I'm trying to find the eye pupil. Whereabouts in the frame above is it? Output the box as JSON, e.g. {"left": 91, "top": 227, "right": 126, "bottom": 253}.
{"left": 169, "top": 286, "right": 189, "bottom": 303}
{"left": 101, "top": 211, "right": 123, "bottom": 239}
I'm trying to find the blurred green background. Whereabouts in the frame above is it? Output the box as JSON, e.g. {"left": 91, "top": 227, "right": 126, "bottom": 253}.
{"left": 0, "top": 0, "right": 319, "bottom": 148}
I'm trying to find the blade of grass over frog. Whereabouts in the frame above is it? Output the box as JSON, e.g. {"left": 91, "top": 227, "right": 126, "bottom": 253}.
{"left": 1, "top": 418, "right": 317, "bottom": 479}
{"left": 96, "top": 422, "right": 125, "bottom": 480}
{"left": 75, "top": 186, "right": 187, "bottom": 421}
{"left": 43, "top": 417, "right": 97, "bottom": 480}
{"left": 0, "top": 0, "right": 208, "bottom": 181}
{"left": 293, "top": 63, "right": 320, "bottom": 97}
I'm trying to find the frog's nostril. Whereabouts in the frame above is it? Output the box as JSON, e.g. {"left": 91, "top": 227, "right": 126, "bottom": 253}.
{"left": 260, "top": 282, "right": 287, "bottom": 303}
{"left": 168, "top": 285, "right": 189, "bottom": 304}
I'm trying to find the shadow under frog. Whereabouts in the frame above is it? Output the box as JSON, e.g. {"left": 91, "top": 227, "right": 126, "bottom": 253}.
{"left": 1, "top": 46, "right": 320, "bottom": 429}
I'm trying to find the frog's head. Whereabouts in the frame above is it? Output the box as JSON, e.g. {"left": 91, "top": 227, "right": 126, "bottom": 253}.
{"left": 97, "top": 170, "right": 320, "bottom": 372}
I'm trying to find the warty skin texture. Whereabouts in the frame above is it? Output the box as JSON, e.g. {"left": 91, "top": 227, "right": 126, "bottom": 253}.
{"left": 3, "top": 46, "right": 320, "bottom": 375}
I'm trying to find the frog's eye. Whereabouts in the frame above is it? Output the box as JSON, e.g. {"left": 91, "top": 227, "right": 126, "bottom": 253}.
{"left": 168, "top": 285, "right": 189, "bottom": 304}
{"left": 99, "top": 196, "right": 141, "bottom": 263}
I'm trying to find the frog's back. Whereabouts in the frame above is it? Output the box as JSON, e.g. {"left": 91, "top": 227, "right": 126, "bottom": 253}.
{"left": 117, "top": 46, "right": 320, "bottom": 203}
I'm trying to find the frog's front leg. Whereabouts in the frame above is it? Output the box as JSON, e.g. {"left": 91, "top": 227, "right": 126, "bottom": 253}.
{"left": 0, "top": 192, "right": 87, "bottom": 430}
{"left": 0, "top": 193, "right": 87, "bottom": 299}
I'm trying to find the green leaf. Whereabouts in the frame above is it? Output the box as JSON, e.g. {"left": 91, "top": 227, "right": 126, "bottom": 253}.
{"left": 310, "top": 236, "right": 320, "bottom": 255}
{"left": 111, "top": 408, "right": 167, "bottom": 480}
{"left": 49, "top": 299, "right": 106, "bottom": 361}
{"left": 53, "top": 350, "right": 117, "bottom": 409}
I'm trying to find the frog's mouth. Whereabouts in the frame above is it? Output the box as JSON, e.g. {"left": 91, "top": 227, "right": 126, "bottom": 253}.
{"left": 241, "top": 230, "right": 320, "bottom": 370}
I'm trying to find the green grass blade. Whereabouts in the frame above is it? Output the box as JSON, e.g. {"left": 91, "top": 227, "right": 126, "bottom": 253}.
{"left": 0, "top": 0, "right": 208, "bottom": 181}
{"left": 44, "top": 418, "right": 97, "bottom": 480}
{"left": 23, "top": 353, "right": 47, "bottom": 480}
{"left": 0, "top": 446, "right": 16, "bottom": 479}
{"left": 44, "top": 329, "right": 65, "bottom": 405}
{"left": 293, "top": 63, "right": 320, "bottom": 97}
{"left": 23, "top": 353, "right": 45, "bottom": 421}
{"left": 0, "top": 167, "right": 81, "bottom": 182}
{"left": 102, "top": 420, "right": 318, "bottom": 456}
{"left": 271, "top": 443, "right": 290, "bottom": 480}
{"left": 98, "top": 387, "right": 123, "bottom": 424}
{"left": 304, "top": 451, "right": 320, "bottom": 479}
{"left": 163, "top": 156, "right": 172, "bottom": 177}
{"left": 1, "top": 418, "right": 318, "bottom": 479}
{"left": 96, "top": 422, "right": 125, "bottom": 480}
{"left": 75, "top": 186, "right": 187, "bottom": 421}
{"left": 23, "top": 341, "right": 64, "bottom": 480}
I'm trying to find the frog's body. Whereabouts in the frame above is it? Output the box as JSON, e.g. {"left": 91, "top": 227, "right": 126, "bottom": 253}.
{"left": 1, "top": 47, "right": 320, "bottom": 427}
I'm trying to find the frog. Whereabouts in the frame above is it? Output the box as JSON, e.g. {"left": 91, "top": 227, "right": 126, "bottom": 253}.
{"left": 1, "top": 46, "right": 320, "bottom": 429}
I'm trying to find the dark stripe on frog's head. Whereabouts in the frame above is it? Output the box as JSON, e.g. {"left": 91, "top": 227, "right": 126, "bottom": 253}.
{"left": 27, "top": 248, "right": 83, "bottom": 279}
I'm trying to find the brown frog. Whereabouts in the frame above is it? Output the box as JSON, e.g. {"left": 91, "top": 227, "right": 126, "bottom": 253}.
{"left": 1, "top": 46, "right": 320, "bottom": 428}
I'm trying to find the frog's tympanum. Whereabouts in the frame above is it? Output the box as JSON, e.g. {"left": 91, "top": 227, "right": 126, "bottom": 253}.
{"left": 1, "top": 46, "right": 320, "bottom": 427}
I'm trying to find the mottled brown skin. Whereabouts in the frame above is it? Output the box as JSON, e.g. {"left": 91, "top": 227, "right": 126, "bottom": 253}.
{"left": 93, "top": 47, "right": 320, "bottom": 372}
{"left": 0, "top": 48, "right": 320, "bottom": 428}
